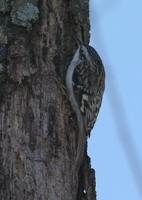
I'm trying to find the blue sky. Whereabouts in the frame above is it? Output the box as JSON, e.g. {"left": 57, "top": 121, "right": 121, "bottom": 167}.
{"left": 88, "top": 0, "right": 142, "bottom": 199}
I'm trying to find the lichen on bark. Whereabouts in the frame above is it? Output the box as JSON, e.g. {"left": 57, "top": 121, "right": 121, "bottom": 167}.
{"left": 10, "top": 0, "right": 39, "bottom": 30}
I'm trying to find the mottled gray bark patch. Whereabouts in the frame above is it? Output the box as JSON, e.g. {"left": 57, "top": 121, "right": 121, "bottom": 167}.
{"left": 8, "top": 36, "right": 37, "bottom": 83}
{"left": 0, "top": 0, "right": 10, "bottom": 13}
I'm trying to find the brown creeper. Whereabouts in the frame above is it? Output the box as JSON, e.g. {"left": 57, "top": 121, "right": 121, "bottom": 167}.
{"left": 66, "top": 44, "right": 105, "bottom": 170}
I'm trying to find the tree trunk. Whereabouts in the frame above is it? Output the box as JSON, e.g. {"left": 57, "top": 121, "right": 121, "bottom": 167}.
{"left": 0, "top": 0, "right": 96, "bottom": 199}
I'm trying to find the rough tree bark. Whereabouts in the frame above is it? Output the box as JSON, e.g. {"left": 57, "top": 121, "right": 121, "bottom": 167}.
{"left": 0, "top": 0, "right": 96, "bottom": 199}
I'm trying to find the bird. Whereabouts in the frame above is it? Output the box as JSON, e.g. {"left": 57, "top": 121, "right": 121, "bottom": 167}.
{"left": 66, "top": 44, "right": 105, "bottom": 171}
